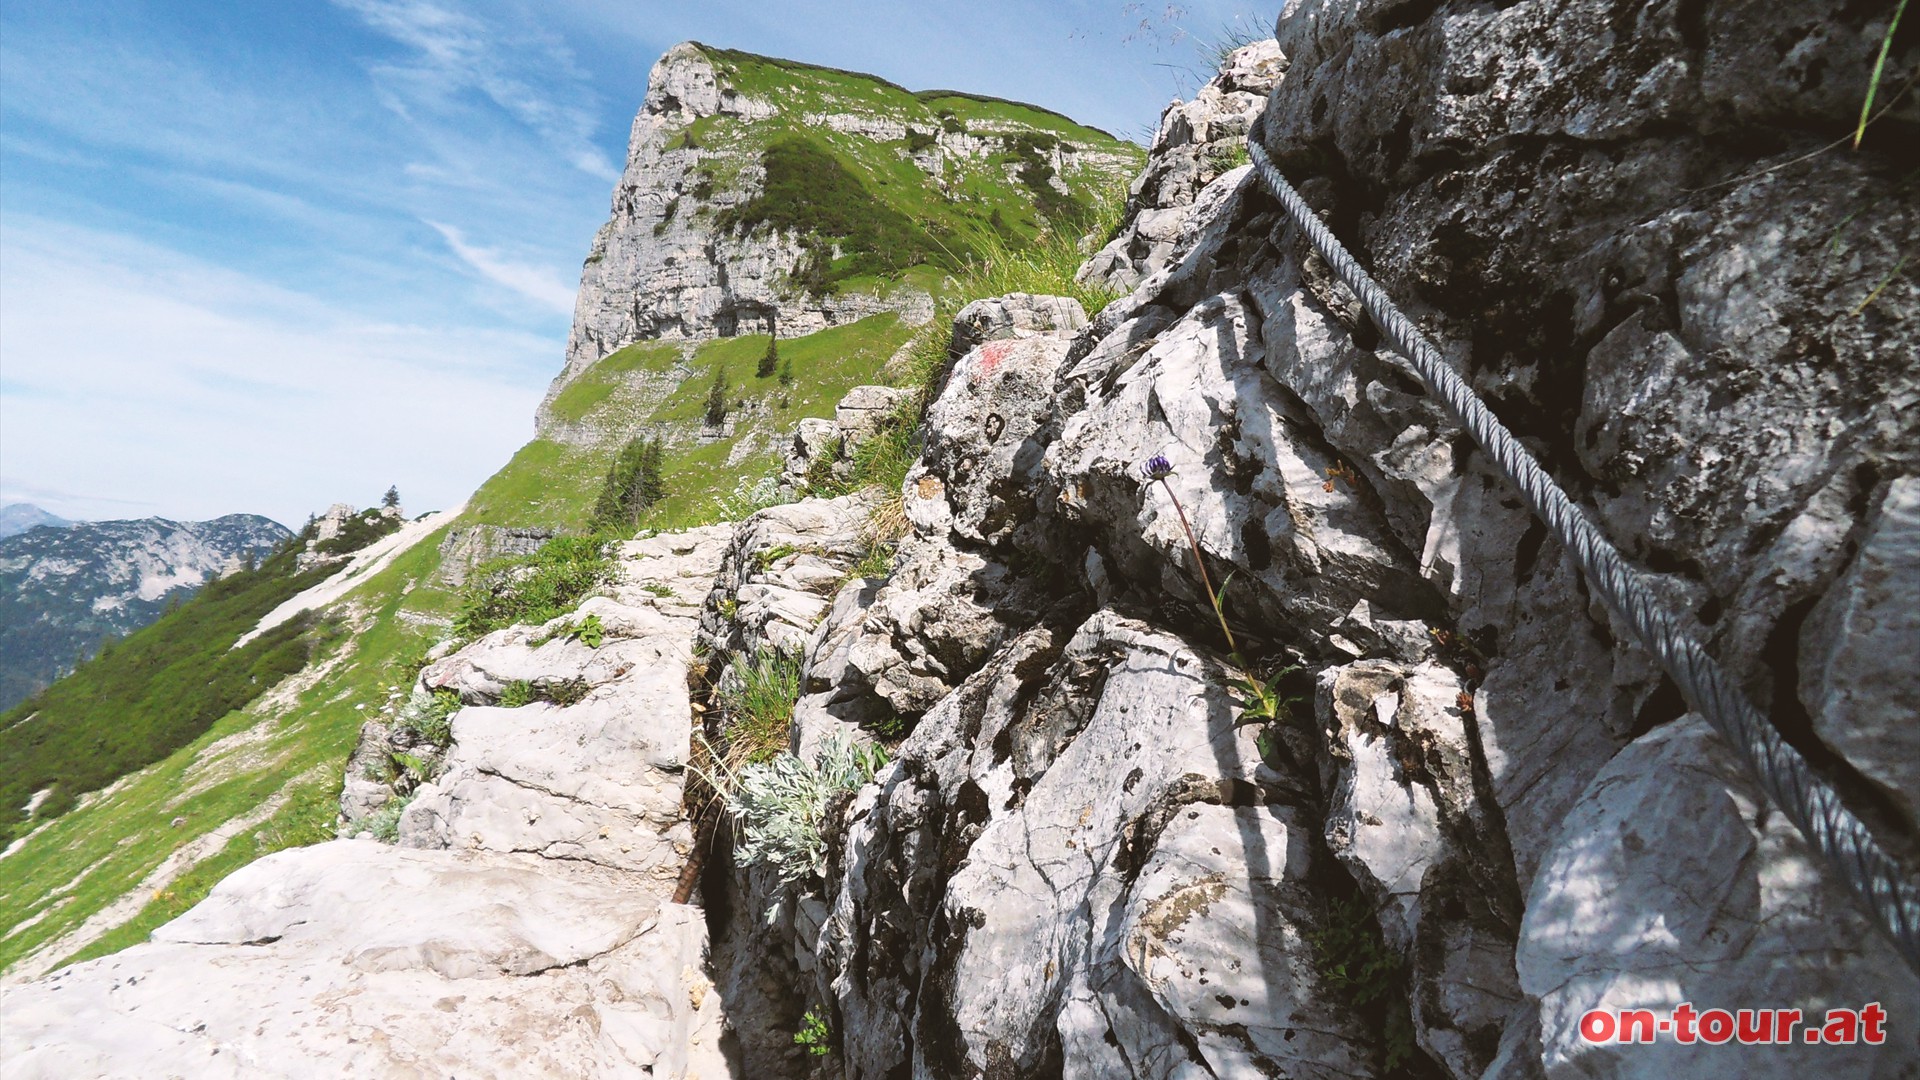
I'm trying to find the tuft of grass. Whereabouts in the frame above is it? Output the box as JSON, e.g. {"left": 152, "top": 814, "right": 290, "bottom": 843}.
{"left": 714, "top": 649, "right": 806, "bottom": 764}
{"left": 498, "top": 679, "right": 536, "bottom": 708}
{"left": 453, "top": 535, "right": 615, "bottom": 642}
{"left": 1204, "top": 15, "right": 1269, "bottom": 71}
{"left": 848, "top": 541, "right": 898, "bottom": 581}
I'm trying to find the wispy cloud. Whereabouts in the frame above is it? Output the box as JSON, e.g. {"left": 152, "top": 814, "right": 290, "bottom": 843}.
{"left": 334, "top": 0, "right": 619, "bottom": 181}
{"left": 0, "top": 477, "right": 160, "bottom": 520}
{"left": 427, "top": 220, "right": 579, "bottom": 315}
{"left": 0, "top": 216, "right": 546, "bottom": 525}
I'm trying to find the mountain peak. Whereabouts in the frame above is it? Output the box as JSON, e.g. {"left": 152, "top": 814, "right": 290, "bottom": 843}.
{"left": 546, "top": 41, "right": 1143, "bottom": 433}
{"left": 0, "top": 503, "right": 72, "bottom": 540}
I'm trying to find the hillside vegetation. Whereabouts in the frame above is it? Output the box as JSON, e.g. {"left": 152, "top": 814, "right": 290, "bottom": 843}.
{"left": 674, "top": 43, "right": 1139, "bottom": 292}
{"left": 0, "top": 42, "right": 1140, "bottom": 980}
{"left": 0, "top": 536, "right": 336, "bottom": 843}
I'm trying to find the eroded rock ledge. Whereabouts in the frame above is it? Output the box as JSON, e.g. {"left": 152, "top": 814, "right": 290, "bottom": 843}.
{"left": 0, "top": 528, "right": 737, "bottom": 1078}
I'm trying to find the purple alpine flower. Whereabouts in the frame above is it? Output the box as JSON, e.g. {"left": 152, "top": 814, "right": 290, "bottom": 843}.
{"left": 1140, "top": 455, "right": 1174, "bottom": 482}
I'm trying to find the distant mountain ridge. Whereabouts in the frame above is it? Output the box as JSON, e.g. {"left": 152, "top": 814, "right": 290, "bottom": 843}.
{"left": 0, "top": 504, "right": 72, "bottom": 539}
{"left": 0, "top": 513, "right": 291, "bottom": 709}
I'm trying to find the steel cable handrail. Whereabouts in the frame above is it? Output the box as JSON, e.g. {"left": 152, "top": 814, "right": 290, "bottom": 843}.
{"left": 1245, "top": 112, "right": 1918, "bottom": 972}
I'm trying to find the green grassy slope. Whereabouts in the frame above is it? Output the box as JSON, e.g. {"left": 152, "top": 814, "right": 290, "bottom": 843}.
{"left": 676, "top": 44, "right": 1142, "bottom": 286}
{"left": 0, "top": 527, "right": 459, "bottom": 974}
{"left": 0, "top": 540, "right": 333, "bottom": 843}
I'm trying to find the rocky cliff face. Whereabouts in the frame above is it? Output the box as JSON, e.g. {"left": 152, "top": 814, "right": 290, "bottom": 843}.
{"left": 541, "top": 41, "right": 1141, "bottom": 442}
{"left": 0, "top": 513, "right": 290, "bottom": 710}
{"left": 7, "top": 9, "right": 1917, "bottom": 1078}
{"left": 692, "top": 13, "right": 1918, "bottom": 1077}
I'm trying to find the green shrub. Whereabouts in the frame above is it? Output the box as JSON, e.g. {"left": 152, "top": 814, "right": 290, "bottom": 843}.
{"left": 905, "top": 128, "right": 935, "bottom": 153}
{"left": 453, "top": 536, "right": 614, "bottom": 641}
{"left": 498, "top": 679, "right": 536, "bottom": 708}
{"left": 795, "top": 1008, "right": 833, "bottom": 1056}
{"left": 393, "top": 687, "right": 462, "bottom": 750}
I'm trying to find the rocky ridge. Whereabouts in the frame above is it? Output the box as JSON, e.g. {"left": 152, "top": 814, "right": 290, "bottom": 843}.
{"left": 0, "top": 513, "right": 291, "bottom": 711}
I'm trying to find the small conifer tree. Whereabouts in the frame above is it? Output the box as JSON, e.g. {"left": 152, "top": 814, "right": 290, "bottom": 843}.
{"left": 705, "top": 366, "right": 729, "bottom": 426}
{"left": 590, "top": 435, "right": 670, "bottom": 534}
{"left": 757, "top": 329, "right": 779, "bottom": 378}
{"left": 381, "top": 485, "right": 400, "bottom": 509}
{"left": 778, "top": 357, "right": 794, "bottom": 387}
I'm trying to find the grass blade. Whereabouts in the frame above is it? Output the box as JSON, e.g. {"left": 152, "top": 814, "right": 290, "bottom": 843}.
{"left": 1858, "top": 0, "right": 1911, "bottom": 148}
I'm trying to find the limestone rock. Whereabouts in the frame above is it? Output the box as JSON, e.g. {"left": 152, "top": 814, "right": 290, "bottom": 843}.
{"left": 832, "top": 384, "right": 911, "bottom": 446}
{"left": 1517, "top": 717, "right": 1920, "bottom": 1077}
{"left": 1318, "top": 660, "right": 1522, "bottom": 1078}
{"left": 697, "top": 494, "right": 875, "bottom": 659}
{"left": 815, "top": 610, "right": 1380, "bottom": 1078}
{"left": 0, "top": 845, "right": 730, "bottom": 1079}
{"left": 1801, "top": 478, "right": 1920, "bottom": 823}
{"left": 948, "top": 291, "right": 1089, "bottom": 359}
{"left": 435, "top": 523, "right": 554, "bottom": 588}
{"left": 923, "top": 333, "right": 1076, "bottom": 547}
{"left": 1078, "top": 40, "right": 1282, "bottom": 290}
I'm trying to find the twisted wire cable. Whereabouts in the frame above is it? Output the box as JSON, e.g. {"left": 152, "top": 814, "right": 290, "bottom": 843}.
{"left": 1245, "top": 114, "right": 1919, "bottom": 972}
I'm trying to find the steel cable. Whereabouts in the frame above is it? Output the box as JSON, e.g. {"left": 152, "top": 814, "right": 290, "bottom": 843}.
{"left": 1245, "top": 113, "right": 1919, "bottom": 972}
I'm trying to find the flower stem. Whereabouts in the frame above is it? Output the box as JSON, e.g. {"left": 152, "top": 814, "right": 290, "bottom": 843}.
{"left": 1155, "top": 477, "right": 1239, "bottom": 657}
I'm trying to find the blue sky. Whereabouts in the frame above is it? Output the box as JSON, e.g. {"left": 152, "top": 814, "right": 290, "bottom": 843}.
{"left": 0, "top": 0, "right": 1266, "bottom": 527}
